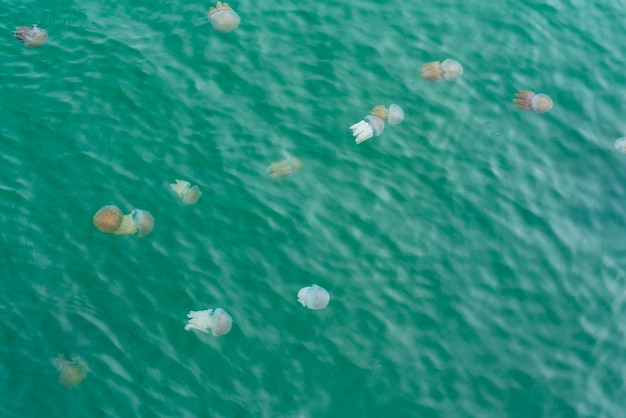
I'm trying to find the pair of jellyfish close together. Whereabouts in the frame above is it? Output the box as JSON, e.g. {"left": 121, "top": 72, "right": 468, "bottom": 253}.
{"left": 55, "top": 354, "right": 88, "bottom": 389}
{"left": 14, "top": 25, "right": 48, "bottom": 48}
{"left": 350, "top": 104, "right": 405, "bottom": 144}
{"left": 93, "top": 205, "right": 154, "bottom": 237}
{"left": 208, "top": 1, "right": 240, "bottom": 33}
{"left": 170, "top": 179, "right": 202, "bottom": 204}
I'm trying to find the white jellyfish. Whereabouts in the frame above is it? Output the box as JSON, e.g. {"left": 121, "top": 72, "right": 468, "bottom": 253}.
{"left": 350, "top": 115, "right": 385, "bottom": 144}
{"left": 267, "top": 156, "right": 303, "bottom": 180}
{"left": 14, "top": 25, "right": 48, "bottom": 48}
{"left": 170, "top": 179, "right": 202, "bottom": 204}
{"left": 513, "top": 90, "right": 553, "bottom": 114}
{"left": 421, "top": 59, "right": 464, "bottom": 81}
{"left": 370, "top": 104, "right": 404, "bottom": 125}
{"left": 297, "top": 284, "right": 330, "bottom": 310}
{"left": 185, "top": 308, "right": 233, "bottom": 336}
{"left": 208, "top": 1, "right": 240, "bottom": 33}
{"left": 615, "top": 137, "right": 626, "bottom": 154}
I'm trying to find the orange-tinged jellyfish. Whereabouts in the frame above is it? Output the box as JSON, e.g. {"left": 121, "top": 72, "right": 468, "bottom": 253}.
{"left": 267, "top": 156, "right": 303, "bottom": 179}
{"left": 93, "top": 205, "right": 153, "bottom": 237}
{"left": 370, "top": 104, "right": 404, "bottom": 125}
{"left": 421, "top": 59, "right": 464, "bottom": 81}
{"left": 513, "top": 90, "right": 553, "bottom": 114}
{"left": 170, "top": 179, "right": 202, "bottom": 204}
{"left": 54, "top": 354, "right": 88, "bottom": 389}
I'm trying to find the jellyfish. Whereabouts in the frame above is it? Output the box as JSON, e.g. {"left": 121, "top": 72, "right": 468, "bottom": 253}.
{"left": 185, "top": 308, "right": 233, "bottom": 336}
{"left": 370, "top": 104, "right": 404, "bottom": 125}
{"left": 615, "top": 138, "right": 626, "bottom": 154}
{"left": 421, "top": 59, "right": 464, "bottom": 81}
{"left": 14, "top": 25, "right": 48, "bottom": 48}
{"left": 208, "top": 1, "right": 240, "bottom": 33}
{"left": 297, "top": 284, "right": 330, "bottom": 310}
{"left": 170, "top": 179, "right": 202, "bottom": 204}
{"left": 350, "top": 115, "right": 385, "bottom": 144}
{"left": 131, "top": 209, "right": 154, "bottom": 237}
{"left": 513, "top": 90, "right": 553, "bottom": 114}
{"left": 267, "top": 156, "right": 303, "bottom": 180}
{"left": 54, "top": 354, "right": 88, "bottom": 389}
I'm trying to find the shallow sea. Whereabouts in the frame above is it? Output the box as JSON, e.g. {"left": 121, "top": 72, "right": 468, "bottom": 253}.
{"left": 2, "top": 0, "right": 626, "bottom": 417}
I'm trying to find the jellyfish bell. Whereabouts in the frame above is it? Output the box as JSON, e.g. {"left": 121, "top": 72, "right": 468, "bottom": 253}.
{"left": 131, "top": 209, "right": 154, "bottom": 237}
{"left": 513, "top": 90, "right": 553, "bottom": 114}
{"left": 297, "top": 284, "right": 330, "bottom": 310}
{"left": 14, "top": 25, "right": 48, "bottom": 48}
{"left": 615, "top": 137, "right": 626, "bottom": 154}
{"left": 350, "top": 115, "right": 385, "bottom": 144}
{"left": 370, "top": 104, "right": 404, "bottom": 126}
{"left": 93, "top": 205, "right": 124, "bottom": 233}
{"left": 185, "top": 308, "right": 233, "bottom": 336}
{"left": 267, "top": 156, "right": 303, "bottom": 180}
{"left": 54, "top": 354, "right": 88, "bottom": 389}
{"left": 421, "top": 59, "right": 463, "bottom": 81}
{"left": 208, "top": 1, "right": 240, "bottom": 33}
{"left": 170, "top": 179, "right": 202, "bottom": 204}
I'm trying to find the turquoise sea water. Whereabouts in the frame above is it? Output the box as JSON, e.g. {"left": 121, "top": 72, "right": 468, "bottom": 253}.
{"left": 2, "top": 0, "right": 626, "bottom": 416}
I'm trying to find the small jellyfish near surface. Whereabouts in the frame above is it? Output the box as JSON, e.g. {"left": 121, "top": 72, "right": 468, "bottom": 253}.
{"left": 170, "top": 179, "right": 202, "bottom": 204}
{"left": 208, "top": 1, "right": 240, "bottom": 33}
{"left": 298, "top": 284, "right": 330, "bottom": 310}
{"left": 615, "top": 137, "right": 626, "bottom": 154}
{"left": 513, "top": 90, "right": 553, "bottom": 114}
{"left": 370, "top": 104, "right": 404, "bottom": 126}
{"left": 185, "top": 308, "right": 233, "bottom": 336}
{"left": 14, "top": 25, "right": 48, "bottom": 48}
{"left": 267, "top": 156, "right": 303, "bottom": 180}
{"left": 421, "top": 59, "right": 464, "bottom": 81}
{"left": 350, "top": 115, "right": 385, "bottom": 144}
{"left": 54, "top": 354, "right": 88, "bottom": 389}
{"left": 93, "top": 205, "right": 153, "bottom": 237}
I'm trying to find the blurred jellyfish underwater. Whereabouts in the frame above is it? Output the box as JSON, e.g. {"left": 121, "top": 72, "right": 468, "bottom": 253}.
{"left": 615, "top": 137, "right": 626, "bottom": 154}
{"left": 14, "top": 25, "right": 48, "bottom": 48}
{"left": 421, "top": 59, "right": 464, "bottom": 81}
{"left": 93, "top": 205, "right": 154, "bottom": 237}
{"left": 267, "top": 156, "right": 303, "bottom": 180}
{"left": 170, "top": 179, "right": 202, "bottom": 204}
{"left": 185, "top": 308, "right": 233, "bottom": 336}
{"left": 370, "top": 104, "right": 404, "bottom": 126}
{"left": 54, "top": 354, "right": 88, "bottom": 389}
{"left": 513, "top": 90, "right": 553, "bottom": 114}
{"left": 298, "top": 284, "right": 330, "bottom": 310}
{"left": 350, "top": 115, "right": 385, "bottom": 144}
{"left": 207, "top": 1, "right": 240, "bottom": 33}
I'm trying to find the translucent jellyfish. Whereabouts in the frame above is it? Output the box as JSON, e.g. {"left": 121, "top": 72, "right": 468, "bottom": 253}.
{"left": 170, "top": 179, "right": 202, "bottom": 204}
{"left": 54, "top": 354, "right": 88, "bottom": 389}
{"left": 132, "top": 209, "right": 154, "bottom": 237}
{"left": 185, "top": 308, "right": 233, "bottom": 336}
{"left": 350, "top": 115, "right": 385, "bottom": 144}
{"left": 14, "top": 25, "right": 48, "bottom": 48}
{"left": 297, "top": 284, "right": 330, "bottom": 310}
{"left": 421, "top": 59, "right": 464, "bottom": 81}
{"left": 208, "top": 1, "right": 240, "bottom": 33}
{"left": 370, "top": 104, "right": 404, "bottom": 125}
{"left": 615, "top": 137, "right": 626, "bottom": 154}
{"left": 267, "top": 156, "right": 303, "bottom": 180}
{"left": 513, "top": 90, "right": 553, "bottom": 114}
